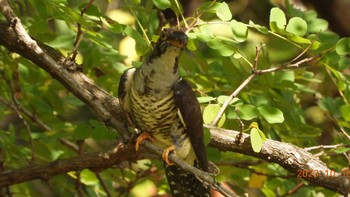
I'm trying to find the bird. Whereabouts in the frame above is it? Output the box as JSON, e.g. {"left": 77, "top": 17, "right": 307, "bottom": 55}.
{"left": 118, "top": 27, "right": 210, "bottom": 196}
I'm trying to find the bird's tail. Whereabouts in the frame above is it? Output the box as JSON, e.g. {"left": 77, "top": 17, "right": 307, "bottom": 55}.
{"left": 164, "top": 163, "right": 211, "bottom": 197}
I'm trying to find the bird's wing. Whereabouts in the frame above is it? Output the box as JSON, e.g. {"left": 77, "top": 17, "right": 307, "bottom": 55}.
{"left": 172, "top": 78, "right": 208, "bottom": 171}
{"left": 118, "top": 67, "right": 136, "bottom": 117}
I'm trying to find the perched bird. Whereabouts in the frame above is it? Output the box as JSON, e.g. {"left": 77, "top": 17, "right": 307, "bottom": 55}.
{"left": 118, "top": 28, "right": 210, "bottom": 196}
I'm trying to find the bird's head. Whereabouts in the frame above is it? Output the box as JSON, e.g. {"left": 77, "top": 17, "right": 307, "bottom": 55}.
{"left": 157, "top": 28, "right": 188, "bottom": 49}
{"left": 146, "top": 28, "right": 188, "bottom": 63}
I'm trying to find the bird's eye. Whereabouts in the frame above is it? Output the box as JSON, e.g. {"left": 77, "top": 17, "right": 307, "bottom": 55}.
{"left": 160, "top": 32, "right": 167, "bottom": 40}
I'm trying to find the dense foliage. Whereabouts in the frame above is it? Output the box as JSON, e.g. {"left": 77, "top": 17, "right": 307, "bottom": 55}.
{"left": 0, "top": 0, "right": 349, "bottom": 196}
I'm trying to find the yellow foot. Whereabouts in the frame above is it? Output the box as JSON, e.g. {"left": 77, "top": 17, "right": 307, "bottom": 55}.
{"left": 162, "top": 145, "right": 176, "bottom": 166}
{"left": 135, "top": 132, "right": 154, "bottom": 151}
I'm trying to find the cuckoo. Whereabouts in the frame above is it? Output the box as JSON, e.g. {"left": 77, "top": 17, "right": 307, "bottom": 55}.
{"left": 118, "top": 28, "right": 210, "bottom": 196}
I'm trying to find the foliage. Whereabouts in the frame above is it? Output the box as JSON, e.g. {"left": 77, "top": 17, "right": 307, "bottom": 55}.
{"left": 0, "top": 0, "right": 350, "bottom": 196}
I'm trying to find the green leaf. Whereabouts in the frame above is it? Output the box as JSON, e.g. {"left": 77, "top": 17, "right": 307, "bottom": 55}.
{"left": 236, "top": 104, "right": 259, "bottom": 120}
{"left": 286, "top": 17, "right": 308, "bottom": 36}
{"left": 204, "top": 128, "right": 212, "bottom": 146}
{"left": 203, "top": 104, "right": 226, "bottom": 127}
{"left": 74, "top": 124, "right": 91, "bottom": 139}
{"left": 68, "top": 169, "right": 98, "bottom": 185}
{"left": 216, "top": 2, "right": 232, "bottom": 21}
{"left": 197, "top": 2, "right": 221, "bottom": 14}
{"left": 101, "top": 17, "right": 124, "bottom": 33}
{"left": 258, "top": 129, "right": 267, "bottom": 142}
{"left": 152, "top": 0, "right": 171, "bottom": 10}
{"left": 257, "top": 106, "right": 284, "bottom": 124}
{"left": 89, "top": 120, "right": 117, "bottom": 140}
{"left": 79, "top": 3, "right": 101, "bottom": 17}
{"left": 217, "top": 96, "right": 241, "bottom": 106}
{"left": 340, "top": 104, "right": 350, "bottom": 122}
{"left": 230, "top": 20, "right": 248, "bottom": 42}
{"left": 269, "top": 7, "right": 286, "bottom": 29}
{"left": 336, "top": 38, "right": 350, "bottom": 55}
{"left": 249, "top": 20, "right": 269, "bottom": 34}
{"left": 333, "top": 147, "right": 350, "bottom": 154}
{"left": 250, "top": 128, "right": 263, "bottom": 152}
{"left": 308, "top": 18, "right": 328, "bottom": 33}
{"left": 338, "top": 56, "right": 350, "bottom": 70}
{"left": 198, "top": 96, "right": 216, "bottom": 104}
{"left": 207, "top": 37, "right": 236, "bottom": 56}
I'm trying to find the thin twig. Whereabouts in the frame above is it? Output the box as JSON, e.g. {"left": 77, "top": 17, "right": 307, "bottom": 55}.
{"left": 95, "top": 172, "right": 112, "bottom": 197}
{"left": 211, "top": 73, "right": 256, "bottom": 126}
{"left": 0, "top": 69, "right": 35, "bottom": 160}
{"left": 253, "top": 44, "right": 265, "bottom": 71}
{"left": 256, "top": 54, "right": 321, "bottom": 75}
{"left": 69, "top": 0, "right": 95, "bottom": 62}
{"left": 305, "top": 144, "right": 349, "bottom": 152}
{"left": 76, "top": 140, "right": 85, "bottom": 197}
{"left": 280, "top": 182, "right": 306, "bottom": 197}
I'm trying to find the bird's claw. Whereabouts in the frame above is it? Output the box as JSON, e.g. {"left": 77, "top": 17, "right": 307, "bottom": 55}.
{"left": 162, "top": 145, "right": 176, "bottom": 165}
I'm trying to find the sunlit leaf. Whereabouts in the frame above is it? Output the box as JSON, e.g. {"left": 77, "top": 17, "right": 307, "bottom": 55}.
{"left": 207, "top": 37, "right": 236, "bottom": 56}
{"left": 152, "top": 0, "right": 171, "bottom": 10}
{"left": 269, "top": 7, "right": 286, "bottom": 29}
{"left": 250, "top": 128, "right": 263, "bottom": 152}
{"left": 230, "top": 19, "right": 248, "bottom": 42}
{"left": 286, "top": 17, "right": 307, "bottom": 36}
{"left": 308, "top": 18, "right": 328, "bottom": 33}
{"left": 217, "top": 96, "right": 241, "bottom": 106}
{"left": 216, "top": 2, "right": 232, "bottom": 21}
{"left": 203, "top": 104, "right": 226, "bottom": 127}
{"left": 333, "top": 147, "right": 350, "bottom": 154}
{"left": 197, "top": 96, "right": 216, "bottom": 103}
{"left": 249, "top": 20, "right": 269, "bottom": 34}
{"left": 340, "top": 104, "right": 350, "bottom": 122}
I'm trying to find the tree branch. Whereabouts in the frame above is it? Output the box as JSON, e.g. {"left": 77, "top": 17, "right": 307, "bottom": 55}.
{"left": 207, "top": 125, "right": 350, "bottom": 194}
{"left": 0, "top": 143, "right": 143, "bottom": 188}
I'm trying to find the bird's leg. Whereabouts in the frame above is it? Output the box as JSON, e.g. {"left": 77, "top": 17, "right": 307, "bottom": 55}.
{"left": 135, "top": 132, "right": 155, "bottom": 151}
{"left": 162, "top": 145, "right": 176, "bottom": 166}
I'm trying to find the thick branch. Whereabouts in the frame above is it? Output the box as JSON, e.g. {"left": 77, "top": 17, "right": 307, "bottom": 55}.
{"left": 208, "top": 126, "right": 350, "bottom": 195}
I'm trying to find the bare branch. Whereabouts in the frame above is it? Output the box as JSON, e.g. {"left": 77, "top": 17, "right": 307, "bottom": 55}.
{"left": 207, "top": 125, "right": 350, "bottom": 194}
{"left": 305, "top": 144, "right": 350, "bottom": 152}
